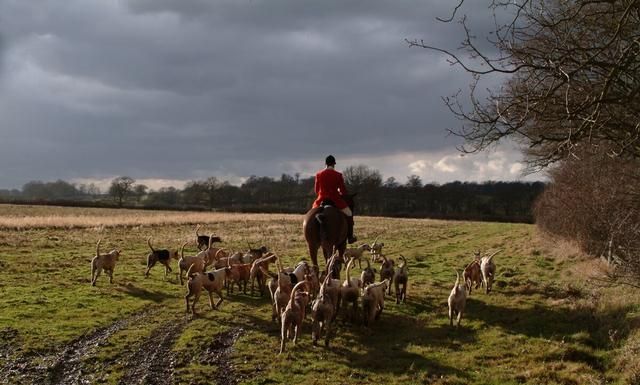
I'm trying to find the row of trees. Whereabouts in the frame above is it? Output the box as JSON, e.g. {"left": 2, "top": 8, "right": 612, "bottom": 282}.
{"left": 0, "top": 168, "right": 544, "bottom": 222}
{"left": 0, "top": 178, "right": 145, "bottom": 207}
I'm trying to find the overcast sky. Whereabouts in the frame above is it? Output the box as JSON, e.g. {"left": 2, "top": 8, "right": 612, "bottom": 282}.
{"left": 0, "top": 0, "right": 542, "bottom": 191}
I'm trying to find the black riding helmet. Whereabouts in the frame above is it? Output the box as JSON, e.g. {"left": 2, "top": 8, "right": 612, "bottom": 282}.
{"left": 325, "top": 155, "right": 336, "bottom": 166}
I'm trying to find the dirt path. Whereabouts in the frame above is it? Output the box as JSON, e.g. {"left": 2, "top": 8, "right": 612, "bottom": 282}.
{"left": 0, "top": 308, "right": 156, "bottom": 385}
{"left": 199, "top": 328, "right": 245, "bottom": 385}
{"left": 1, "top": 313, "right": 245, "bottom": 385}
{"left": 117, "top": 318, "right": 188, "bottom": 385}
{"left": 49, "top": 308, "right": 158, "bottom": 385}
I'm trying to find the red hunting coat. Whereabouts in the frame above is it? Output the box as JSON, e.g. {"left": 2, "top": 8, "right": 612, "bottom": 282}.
{"left": 313, "top": 167, "right": 349, "bottom": 209}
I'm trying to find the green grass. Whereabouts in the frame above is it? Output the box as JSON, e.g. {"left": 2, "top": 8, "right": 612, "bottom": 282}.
{"left": 0, "top": 205, "right": 638, "bottom": 384}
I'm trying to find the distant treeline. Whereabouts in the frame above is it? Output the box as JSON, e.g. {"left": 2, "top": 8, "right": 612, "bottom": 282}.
{"left": 0, "top": 166, "right": 545, "bottom": 223}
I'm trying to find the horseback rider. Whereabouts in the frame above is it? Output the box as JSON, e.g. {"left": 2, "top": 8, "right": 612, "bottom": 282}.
{"left": 312, "top": 155, "right": 357, "bottom": 244}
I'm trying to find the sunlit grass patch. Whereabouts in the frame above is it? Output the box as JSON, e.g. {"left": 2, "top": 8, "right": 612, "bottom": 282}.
{"left": 0, "top": 204, "right": 638, "bottom": 384}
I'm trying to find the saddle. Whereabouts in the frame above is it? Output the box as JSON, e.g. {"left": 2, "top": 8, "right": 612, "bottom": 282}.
{"left": 314, "top": 200, "right": 336, "bottom": 234}
{"left": 320, "top": 199, "right": 336, "bottom": 209}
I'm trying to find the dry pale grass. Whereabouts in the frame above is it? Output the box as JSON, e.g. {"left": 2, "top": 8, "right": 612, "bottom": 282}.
{"left": 0, "top": 203, "right": 454, "bottom": 231}
{"left": 617, "top": 330, "right": 640, "bottom": 384}
{"left": 535, "top": 232, "right": 590, "bottom": 261}
{"left": 534, "top": 232, "right": 612, "bottom": 282}
{"left": 0, "top": 204, "right": 301, "bottom": 229}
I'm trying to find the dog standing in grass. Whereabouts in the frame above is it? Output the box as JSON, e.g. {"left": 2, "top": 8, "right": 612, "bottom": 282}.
{"left": 144, "top": 237, "right": 179, "bottom": 279}
{"left": 91, "top": 239, "right": 121, "bottom": 286}
{"left": 311, "top": 256, "right": 339, "bottom": 347}
{"left": 362, "top": 279, "right": 389, "bottom": 327}
{"left": 184, "top": 264, "right": 232, "bottom": 314}
{"left": 195, "top": 224, "right": 223, "bottom": 250}
{"left": 394, "top": 255, "right": 408, "bottom": 304}
{"left": 481, "top": 250, "right": 500, "bottom": 294}
{"left": 379, "top": 255, "right": 395, "bottom": 296}
{"left": 463, "top": 259, "right": 482, "bottom": 294}
{"left": 447, "top": 270, "right": 467, "bottom": 327}
{"left": 279, "top": 280, "right": 311, "bottom": 354}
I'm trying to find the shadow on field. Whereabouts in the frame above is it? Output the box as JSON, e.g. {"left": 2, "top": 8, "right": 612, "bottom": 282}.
{"left": 116, "top": 283, "right": 175, "bottom": 303}
{"left": 334, "top": 310, "right": 477, "bottom": 379}
{"left": 465, "top": 297, "right": 632, "bottom": 349}
{"left": 225, "top": 292, "right": 269, "bottom": 307}
{"left": 210, "top": 313, "right": 473, "bottom": 380}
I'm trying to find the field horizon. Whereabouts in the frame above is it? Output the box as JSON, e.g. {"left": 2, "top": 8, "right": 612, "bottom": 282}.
{"left": 0, "top": 204, "right": 638, "bottom": 385}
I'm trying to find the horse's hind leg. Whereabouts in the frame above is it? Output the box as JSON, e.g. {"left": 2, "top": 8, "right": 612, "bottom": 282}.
{"left": 308, "top": 243, "right": 319, "bottom": 267}
{"left": 321, "top": 246, "right": 331, "bottom": 265}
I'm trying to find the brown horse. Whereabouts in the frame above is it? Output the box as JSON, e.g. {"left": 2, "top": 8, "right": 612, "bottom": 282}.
{"left": 303, "top": 194, "right": 355, "bottom": 277}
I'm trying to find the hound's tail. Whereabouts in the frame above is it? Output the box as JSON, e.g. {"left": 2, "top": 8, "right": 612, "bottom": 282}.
{"left": 180, "top": 242, "right": 187, "bottom": 260}
{"left": 323, "top": 255, "right": 336, "bottom": 286}
{"left": 464, "top": 260, "right": 476, "bottom": 270}
{"left": 147, "top": 237, "right": 155, "bottom": 252}
{"left": 288, "top": 281, "right": 308, "bottom": 307}
{"left": 96, "top": 238, "right": 102, "bottom": 258}
{"left": 214, "top": 248, "right": 227, "bottom": 262}
{"left": 186, "top": 263, "right": 196, "bottom": 280}
{"left": 486, "top": 249, "right": 501, "bottom": 262}
{"left": 207, "top": 233, "right": 215, "bottom": 250}
{"left": 345, "top": 258, "right": 354, "bottom": 288}
{"left": 399, "top": 255, "right": 407, "bottom": 269}
{"left": 258, "top": 265, "right": 277, "bottom": 280}
{"left": 275, "top": 255, "right": 285, "bottom": 289}
{"left": 91, "top": 239, "right": 101, "bottom": 283}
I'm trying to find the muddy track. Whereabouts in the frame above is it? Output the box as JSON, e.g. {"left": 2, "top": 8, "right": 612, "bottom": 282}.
{"left": 117, "top": 318, "right": 188, "bottom": 385}
{"left": 2, "top": 314, "right": 245, "bottom": 385}
{"left": 0, "top": 308, "right": 156, "bottom": 385}
{"left": 49, "top": 308, "right": 159, "bottom": 385}
{"left": 199, "top": 328, "right": 245, "bottom": 385}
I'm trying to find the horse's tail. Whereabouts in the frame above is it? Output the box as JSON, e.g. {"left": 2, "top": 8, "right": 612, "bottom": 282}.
{"left": 314, "top": 207, "right": 327, "bottom": 240}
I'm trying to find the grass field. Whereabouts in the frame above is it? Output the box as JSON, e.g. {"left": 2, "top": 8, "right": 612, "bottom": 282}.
{"left": 0, "top": 204, "right": 639, "bottom": 385}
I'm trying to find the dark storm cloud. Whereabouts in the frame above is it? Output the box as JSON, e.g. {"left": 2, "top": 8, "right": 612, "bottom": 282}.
{"left": 0, "top": 0, "right": 518, "bottom": 189}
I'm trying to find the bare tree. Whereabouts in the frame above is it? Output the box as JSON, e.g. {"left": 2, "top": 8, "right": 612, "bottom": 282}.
{"left": 204, "top": 177, "right": 220, "bottom": 211}
{"left": 109, "top": 176, "right": 135, "bottom": 207}
{"left": 86, "top": 183, "right": 101, "bottom": 197}
{"left": 134, "top": 184, "right": 148, "bottom": 203}
{"left": 343, "top": 165, "right": 382, "bottom": 191}
{"left": 410, "top": 0, "right": 640, "bottom": 282}
{"left": 343, "top": 165, "right": 383, "bottom": 213}
{"left": 408, "top": 0, "right": 640, "bottom": 171}
{"left": 405, "top": 175, "right": 423, "bottom": 189}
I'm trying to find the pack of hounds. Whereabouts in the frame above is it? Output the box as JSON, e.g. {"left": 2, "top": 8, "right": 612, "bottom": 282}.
{"left": 90, "top": 225, "right": 501, "bottom": 353}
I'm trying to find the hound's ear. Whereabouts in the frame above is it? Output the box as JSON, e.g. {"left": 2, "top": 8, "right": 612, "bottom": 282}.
{"left": 380, "top": 242, "right": 384, "bottom": 247}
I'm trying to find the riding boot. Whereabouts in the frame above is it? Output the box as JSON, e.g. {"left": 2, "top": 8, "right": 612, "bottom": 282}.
{"left": 347, "top": 215, "right": 357, "bottom": 244}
